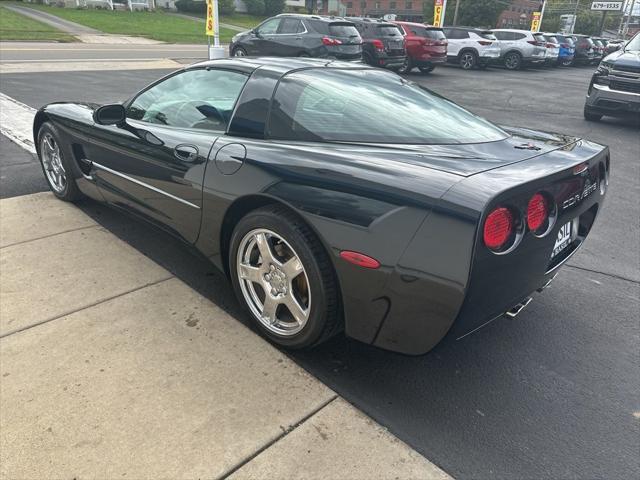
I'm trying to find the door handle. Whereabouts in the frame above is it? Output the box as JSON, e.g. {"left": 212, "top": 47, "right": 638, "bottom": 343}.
{"left": 174, "top": 144, "right": 199, "bottom": 163}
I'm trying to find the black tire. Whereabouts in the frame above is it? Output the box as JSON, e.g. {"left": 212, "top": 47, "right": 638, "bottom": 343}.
{"left": 504, "top": 51, "right": 522, "bottom": 70}
{"left": 583, "top": 105, "right": 603, "bottom": 122}
{"left": 36, "top": 122, "right": 83, "bottom": 202}
{"left": 459, "top": 50, "right": 477, "bottom": 70}
{"left": 561, "top": 58, "right": 573, "bottom": 67}
{"left": 231, "top": 46, "right": 247, "bottom": 57}
{"left": 397, "top": 57, "right": 413, "bottom": 74}
{"left": 298, "top": 52, "right": 310, "bottom": 57}
{"left": 362, "top": 52, "right": 375, "bottom": 66}
{"left": 229, "top": 205, "right": 341, "bottom": 349}
{"left": 419, "top": 65, "right": 435, "bottom": 73}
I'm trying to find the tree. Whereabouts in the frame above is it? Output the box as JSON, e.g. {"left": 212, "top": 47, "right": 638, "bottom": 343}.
{"left": 219, "top": 0, "right": 235, "bottom": 15}
{"left": 264, "top": 0, "right": 286, "bottom": 15}
{"left": 422, "top": 0, "right": 501, "bottom": 28}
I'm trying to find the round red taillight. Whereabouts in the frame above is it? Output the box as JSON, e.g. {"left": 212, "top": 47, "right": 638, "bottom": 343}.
{"left": 483, "top": 207, "right": 514, "bottom": 250}
{"left": 527, "top": 193, "right": 548, "bottom": 231}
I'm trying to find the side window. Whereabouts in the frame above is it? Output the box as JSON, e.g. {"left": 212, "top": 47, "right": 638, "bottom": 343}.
{"left": 127, "top": 69, "right": 248, "bottom": 131}
{"left": 513, "top": 32, "right": 526, "bottom": 40}
{"left": 279, "top": 18, "right": 304, "bottom": 34}
{"left": 257, "top": 18, "right": 280, "bottom": 35}
{"left": 493, "top": 31, "right": 506, "bottom": 40}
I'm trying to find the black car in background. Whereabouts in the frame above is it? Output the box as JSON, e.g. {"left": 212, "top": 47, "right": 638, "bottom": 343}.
{"left": 349, "top": 18, "right": 406, "bottom": 70}
{"left": 229, "top": 14, "right": 362, "bottom": 60}
{"left": 571, "top": 34, "right": 597, "bottom": 65}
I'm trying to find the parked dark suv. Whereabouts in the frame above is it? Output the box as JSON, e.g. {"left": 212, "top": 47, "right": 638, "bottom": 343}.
{"left": 229, "top": 14, "right": 362, "bottom": 60}
{"left": 348, "top": 18, "right": 406, "bottom": 70}
{"left": 570, "top": 34, "right": 597, "bottom": 65}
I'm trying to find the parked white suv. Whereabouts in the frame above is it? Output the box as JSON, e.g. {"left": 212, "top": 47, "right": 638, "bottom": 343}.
{"left": 492, "top": 29, "right": 547, "bottom": 70}
{"left": 442, "top": 27, "right": 500, "bottom": 70}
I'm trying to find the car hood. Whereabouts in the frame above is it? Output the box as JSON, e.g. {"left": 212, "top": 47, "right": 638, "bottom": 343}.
{"left": 604, "top": 49, "right": 640, "bottom": 71}
{"left": 336, "top": 127, "right": 582, "bottom": 177}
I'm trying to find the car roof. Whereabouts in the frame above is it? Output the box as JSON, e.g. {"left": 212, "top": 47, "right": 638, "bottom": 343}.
{"left": 394, "top": 20, "right": 441, "bottom": 29}
{"left": 186, "top": 57, "right": 372, "bottom": 76}
{"left": 275, "top": 13, "right": 354, "bottom": 23}
{"left": 447, "top": 26, "right": 494, "bottom": 32}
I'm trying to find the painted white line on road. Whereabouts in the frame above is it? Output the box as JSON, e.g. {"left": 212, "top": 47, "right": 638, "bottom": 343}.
{"left": 0, "top": 93, "right": 36, "bottom": 154}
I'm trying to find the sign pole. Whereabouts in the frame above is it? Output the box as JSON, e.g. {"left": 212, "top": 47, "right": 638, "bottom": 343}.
{"left": 206, "top": 0, "right": 225, "bottom": 59}
{"left": 433, "top": 0, "right": 448, "bottom": 27}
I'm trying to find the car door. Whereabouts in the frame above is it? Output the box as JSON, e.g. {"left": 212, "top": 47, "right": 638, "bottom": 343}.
{"left": 443, "top": 28, "right": 461, "bottom": 57}
{"left": 86, "top": 68, "right": 249, "bottom": 243}
{"left": 494, "top": 31, "right": 512, "bottom": 56}
{"left": 273, "top": 17, "right": 306, "bottom": 56}
{"left": 252, "top": 17, "right": 281, "bottom": 55}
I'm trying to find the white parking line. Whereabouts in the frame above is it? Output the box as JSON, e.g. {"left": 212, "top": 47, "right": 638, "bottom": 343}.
{"left": 0, "top": 93, "right": 36, "bottom": 154}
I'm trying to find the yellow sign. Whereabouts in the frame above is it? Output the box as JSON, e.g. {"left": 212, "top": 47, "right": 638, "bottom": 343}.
{"left": 433, "top": 0, "right": 444, "bottom": 27}
{"left": 206, "top": 0, "right": 214, "bottom": 36}
{"left": 530, "top": 11, "right": 541, "bottom": 32}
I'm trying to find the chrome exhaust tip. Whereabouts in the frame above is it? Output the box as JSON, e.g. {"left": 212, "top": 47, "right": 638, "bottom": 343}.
{"left": 537, "top": 273, "right": 558, "bottom": 293}
{"left": 505, "top": 297, "right": 533, "bottom": 318}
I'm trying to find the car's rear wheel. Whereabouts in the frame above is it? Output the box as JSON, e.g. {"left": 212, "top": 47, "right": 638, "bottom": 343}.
{"left": 561, "top": 58, "right": 573, "bottom": 67}
{"left": 459, "top": 51, "right": 477, "bottom": 70}
{"left": 362, "top": 52, "right": 375, "bottom": 66}
{"left": 232, "top": 47, "right": 247, "bottom": 57}
{"left": 229, "top": 205, "right": 340, "bottom": 349}
{"left": 583, "top": 105, "right": 603, "bottom": 122}
{"left": 298, "top": 52, "right": 310, "bottom": 57}
{"left": 37, "top": 122, "right": 82, "bottom": 202}
{"left": 397, "top": 57, "right": 413, "bottom": 74}
{"left": 504, "top": 52, "right": 522, "bottom": 70}
{"left": 419, "top": 65, "right": 435, "bottom": 73}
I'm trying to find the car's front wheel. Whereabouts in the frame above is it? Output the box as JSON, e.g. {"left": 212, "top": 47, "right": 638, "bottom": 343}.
{"left": 419, "top": 65, "right": 435, "bottom": 73}
{"left": 229, "top": 206, "right": 341, "bottom": 349}
{"left": 583, "top": 105, "right": 603, "bottom": 122}
{"left": 459, "top": 51, "right": 477, "bottom": 70}
{"left": 37, "top": 122, "right": 82, "bottom": 202}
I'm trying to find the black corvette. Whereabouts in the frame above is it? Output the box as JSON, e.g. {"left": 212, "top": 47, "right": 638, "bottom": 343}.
{"left": 33, "top": 58, "right": 609, "bottom": 355}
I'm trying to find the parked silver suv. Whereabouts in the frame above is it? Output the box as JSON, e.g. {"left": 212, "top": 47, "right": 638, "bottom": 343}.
{"left": 442, "top": 27, "right": 500, "bottom": 70}
{"left": 492, "top": 29, "right": 547, "bottom": 70}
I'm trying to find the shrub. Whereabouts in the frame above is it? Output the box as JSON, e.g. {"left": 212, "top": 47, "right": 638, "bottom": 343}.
{"left": 175, "top": 0, "right": 206, "bottom": 14}
{"left": 218, "top": 0, "right": 235, "bottom": 15}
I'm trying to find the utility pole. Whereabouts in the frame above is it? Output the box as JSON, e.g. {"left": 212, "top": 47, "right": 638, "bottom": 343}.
{"left": 452, "top": 0, "right": 460, "bottom": 26}
{"left": 570, "top": 0, "right": 581, "bottom": 34}
{"left": 622, "top": 0, "right": 637, "bottom": 38}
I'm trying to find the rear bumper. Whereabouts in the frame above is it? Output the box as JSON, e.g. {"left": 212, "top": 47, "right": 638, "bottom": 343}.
{"left": 368, "top": 142, "right": 609, "bottom": 355}
{"left": 378, "top": 54, "right": 406, "bottom": 68}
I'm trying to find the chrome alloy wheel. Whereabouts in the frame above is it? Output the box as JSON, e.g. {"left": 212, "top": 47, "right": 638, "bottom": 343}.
{"left": 460, "top": 52, "right": 475, "bottom": 69}
{"left": 40, "top": 132, "right": 67, "bottom": 194}
{"left": 236, "top": 228, "right": 311, "bottom": 336}
{"left": 233, "top": 48, "right": 246, "bottom": 57}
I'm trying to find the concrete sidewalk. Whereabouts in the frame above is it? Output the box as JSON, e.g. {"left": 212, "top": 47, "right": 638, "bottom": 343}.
{"left": 0, "top": 192, "right": 451, "bottom": 479}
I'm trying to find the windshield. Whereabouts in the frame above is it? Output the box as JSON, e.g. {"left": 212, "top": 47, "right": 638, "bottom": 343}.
{"left": 480, "top": 31, "right": 497, "bottom": 40}
{"left": 625, "top": 33, "right": 640, "bottom": 51}
{"left": 269, "top": 69, "right": 508, "bottom": 145}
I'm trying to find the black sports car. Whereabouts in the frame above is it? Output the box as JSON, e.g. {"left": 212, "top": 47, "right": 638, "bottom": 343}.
{"left": 33, "top": 58, "right": 609, "bottom": 355}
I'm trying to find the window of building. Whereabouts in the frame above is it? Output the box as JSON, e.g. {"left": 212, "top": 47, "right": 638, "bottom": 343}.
{"left": 405, "top": 0, "right": 412, "bottom": 9}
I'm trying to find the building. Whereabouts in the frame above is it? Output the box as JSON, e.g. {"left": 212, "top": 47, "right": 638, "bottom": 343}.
{"left": 496, "top": 0, "right": 541, "bottom": 28}
{"left": 317, "top": 0, "right": 424, "bottom": 22}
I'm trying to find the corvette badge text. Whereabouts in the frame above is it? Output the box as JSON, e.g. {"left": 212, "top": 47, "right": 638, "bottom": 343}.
{"left": 563, "top": 180, "right": 597, "bottom": 210}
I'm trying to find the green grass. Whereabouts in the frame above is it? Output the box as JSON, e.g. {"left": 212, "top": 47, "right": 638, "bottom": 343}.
{"left": 22, "top": 4, "right": 236, "bottom": 43}
{"left": 0, "top": 5, "right": 75, "bottom": 41}
{"left": 219, "top": 13, "right": 267, "bottom": 29}
{"left": 180, "top": 11, "right": 266, "bottom": 30}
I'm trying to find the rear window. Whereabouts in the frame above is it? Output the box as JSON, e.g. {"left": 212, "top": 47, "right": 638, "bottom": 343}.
{"left": 410, "top": 26, "right": 445, "bottom": 39}
{"left": 545, "top": 35, "right": 559, "bottom": 44}
{"left": 557, "top": 35, "right": 574, "bottom": 46}
{"left": 377, "top": 25, "right": 403, "bottom": 36}
{"left": 533, "top": 33, "right": 546, "bottom": 42}
{"left": 269, "top": 69, "right": 508, "bottom": 145}
{"left": 329, "top": 23, "right": 360, "bottom": 37}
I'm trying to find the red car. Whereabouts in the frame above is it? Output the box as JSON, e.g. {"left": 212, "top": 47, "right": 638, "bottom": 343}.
{"left": 393, "top": 21, "right": 448, "bottom": 74}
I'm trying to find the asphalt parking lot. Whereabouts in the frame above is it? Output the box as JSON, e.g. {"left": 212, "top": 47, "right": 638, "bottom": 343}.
{"left": 1, "top": 63, "right": 638, "bottom": 479}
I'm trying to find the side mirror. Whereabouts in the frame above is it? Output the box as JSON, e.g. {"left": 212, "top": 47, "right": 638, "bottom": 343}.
{"left": 253, "top": 29, "right": 261, "bottom": 37}
{"left": 93, "top": 104, "right": 126, "bottom": 126}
